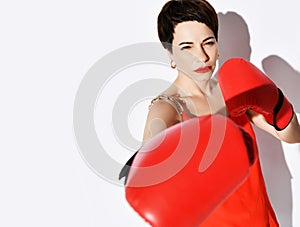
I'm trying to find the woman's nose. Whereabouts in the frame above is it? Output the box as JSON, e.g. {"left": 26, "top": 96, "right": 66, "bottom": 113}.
{"left": 195, "top": 45, "right": 209, "bottom": 63}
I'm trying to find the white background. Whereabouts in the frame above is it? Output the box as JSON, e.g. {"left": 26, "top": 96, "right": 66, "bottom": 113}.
{"left": 1, "top": 0, "right": 299, "bottom": 226}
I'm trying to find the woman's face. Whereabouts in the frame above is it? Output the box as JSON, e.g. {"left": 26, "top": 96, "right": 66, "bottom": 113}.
{"left": 170, "top": 21, "right": 219, "bottom": 81}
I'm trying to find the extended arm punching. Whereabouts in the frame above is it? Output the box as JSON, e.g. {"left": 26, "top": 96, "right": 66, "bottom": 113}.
{"left": 120, "top": 115, "right": 253, "bottom": 227}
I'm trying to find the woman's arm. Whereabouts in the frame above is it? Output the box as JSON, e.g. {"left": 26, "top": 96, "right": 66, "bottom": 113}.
{"left": 247, "top": 109, "right": 300, "bottom": 143}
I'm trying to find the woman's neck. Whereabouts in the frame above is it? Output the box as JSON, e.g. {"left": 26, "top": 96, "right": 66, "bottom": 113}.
{"left": 173, "top": 72, "right": 216, "bottom": 97}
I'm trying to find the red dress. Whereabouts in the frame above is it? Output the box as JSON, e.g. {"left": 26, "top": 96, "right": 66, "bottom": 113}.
{"left": 199, "top": 114, "right": 279, "bottom": 227}
{"left": 152, "top": 95, "right": 279, "bottom": 226}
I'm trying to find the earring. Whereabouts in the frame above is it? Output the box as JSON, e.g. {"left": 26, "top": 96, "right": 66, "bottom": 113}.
{"left": 170, "top": 60, "right": 176, "bottom": 69}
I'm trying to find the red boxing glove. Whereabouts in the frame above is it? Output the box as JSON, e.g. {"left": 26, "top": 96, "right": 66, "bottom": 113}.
{"left": 122, "top": 115, "right": 252, "bottom": 227}
{"left": 218, "top": 58, "right": 294, "bottom": 131}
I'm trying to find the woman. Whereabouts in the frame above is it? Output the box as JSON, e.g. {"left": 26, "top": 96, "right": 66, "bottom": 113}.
{"left": 140, "top": 0, "right": 300, "bottom": 226}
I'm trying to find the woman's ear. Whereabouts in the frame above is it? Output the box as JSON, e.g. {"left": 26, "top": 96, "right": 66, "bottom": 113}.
{"left": 166, "top": 50, "right": 176, "bottom": 69}
{"left": 165, "top": 46, "right": 177, "bottom": 69}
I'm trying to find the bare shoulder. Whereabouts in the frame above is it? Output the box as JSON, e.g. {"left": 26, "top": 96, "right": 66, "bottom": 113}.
{"left": 142, "top": 95, "right": 182, "bottom": 142}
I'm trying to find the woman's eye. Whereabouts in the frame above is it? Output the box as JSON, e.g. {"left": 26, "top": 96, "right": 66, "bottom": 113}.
{"left": 204, "top": 41, "right": 215, "bottom": 46}
{"left": 180, "top": 46, "right": 191, "bottom": 50}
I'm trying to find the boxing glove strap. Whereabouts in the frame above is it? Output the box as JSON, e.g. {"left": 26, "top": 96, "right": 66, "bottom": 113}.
{"left": 119, "top": 151, "right": 138, "bottom": 185}
{"left": 273, "top": 88, "right": 294, "bottom": 131}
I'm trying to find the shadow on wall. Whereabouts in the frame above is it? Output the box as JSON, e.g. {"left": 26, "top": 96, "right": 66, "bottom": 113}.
{"left": 217, "top": 12, "right": 251, "bottom": 65}
{"left": 217, "top": 11, "right": 298, "bottom": 227}
{"left": 262, "top": 55, "right": 300, "bottom": 113}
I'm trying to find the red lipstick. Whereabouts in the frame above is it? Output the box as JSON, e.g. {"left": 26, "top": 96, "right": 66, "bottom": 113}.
{"left": 194, "top": 66, "right": 212, "bottom": 73}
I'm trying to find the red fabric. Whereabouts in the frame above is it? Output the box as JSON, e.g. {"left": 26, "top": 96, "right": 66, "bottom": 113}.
{"left": 196, "top": 114, "right": 279, "bottom": 226}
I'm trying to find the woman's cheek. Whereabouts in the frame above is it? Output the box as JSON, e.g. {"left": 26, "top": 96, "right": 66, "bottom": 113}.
{"left": 176, "top": 58, "right": 194, "bottom": 75}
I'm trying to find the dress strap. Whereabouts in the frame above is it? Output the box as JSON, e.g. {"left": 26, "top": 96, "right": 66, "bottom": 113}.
{"left": 149, "top": 94, "right": 184, "bottom": 122}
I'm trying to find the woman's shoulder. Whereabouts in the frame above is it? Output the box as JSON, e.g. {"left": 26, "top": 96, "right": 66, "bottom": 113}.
{"left": 143, "top": 92, "right": 183, "bottom": 142}
{"left": 150, "top": 83, "right": 185, "bottom": 114}
{"left": 148, "top": 94, "right": 183, "bottom": 120}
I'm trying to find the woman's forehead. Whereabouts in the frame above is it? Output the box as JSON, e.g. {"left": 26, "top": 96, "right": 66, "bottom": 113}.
{"left": 173, "top": 21, "right": 215, "bottom": 44}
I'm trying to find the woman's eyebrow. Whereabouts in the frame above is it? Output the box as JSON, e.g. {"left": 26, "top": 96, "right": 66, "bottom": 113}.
{"left": 178, "top": 36, "right": 215, "bottom": 46}
{"left": 202, "top": 36, "right": 215, "bottom": 42}
{"left": 178, "top": 41, "right": 193, "bottom": 46}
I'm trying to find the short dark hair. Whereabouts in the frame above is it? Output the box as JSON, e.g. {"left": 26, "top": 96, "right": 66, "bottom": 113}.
{"left": 157, "top": 0, "right": 218, "bottom": 52}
